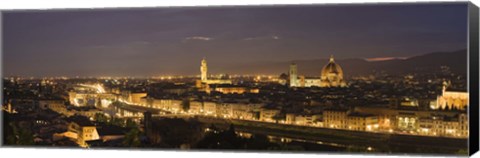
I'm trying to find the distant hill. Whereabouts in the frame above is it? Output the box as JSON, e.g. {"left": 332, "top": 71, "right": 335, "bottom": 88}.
{"left": 217, "top": 49, "right": 467, "bottom": 77}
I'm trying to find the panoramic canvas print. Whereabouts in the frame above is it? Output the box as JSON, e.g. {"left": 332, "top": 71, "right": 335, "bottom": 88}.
{"left": 1, "top": 2, "right": 473, "bottom": 156}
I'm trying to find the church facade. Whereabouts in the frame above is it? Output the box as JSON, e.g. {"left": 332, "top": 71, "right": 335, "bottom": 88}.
{"left": 289, "top": 55, "right": 347, "bottom": 88}
{"left": 435, "top": 81, "right": 468, "bottom": 110}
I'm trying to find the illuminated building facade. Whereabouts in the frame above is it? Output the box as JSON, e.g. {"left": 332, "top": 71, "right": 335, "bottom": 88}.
{"left": 148, "top": 99, "right": 183, "bottom": 112}
{"left": 396, "top": 112, "right": 418, "bottom": 132}
{"left": 128, "top": 92, "right": 147, "bottom": 104}
{"left": 323, "top": 109, "right": 380, "bottom": 132}
{"left": 216, "top": 103, "right": 233, "bottom": 118}
{"left": 203, "top": 101, "right": 217, "bottom": 115}
{"left": 323, "top": 108, "right": 348, "bottom": 129}
{"left": 347, "top": 113, "right": 379, "bottom": 131}
{"left": 435, "top": 81, "right": 468, "bottom": 110}
{"left": 285, "top": 113, "right": 323, "bottom": 126}
{"left": 355, "top": 105, "right": 468, "bottom": 137}
{"left": 5, "top": 101, "right": 13, "bottom": 113}
{"left": 285, "top": 113, "right": 296, "bottom": 124}
{"left": 418, "top": 114, "right": 468, "bottom": 138}
{"left": 211, "top": 85, "right": 260, "bottom": 94}
{"left": 65, "top": 117, "right": 100, "bottom": 147}
{"left": 259, "top": 108, "right": 281, "bottom": 122}
{"left": 189, "top": 101, "right": 204, "bottom": 114}
{"left": 230, "top": 103, "right": 263, "bottom": 120}
{"left": 299, "top": 76, "right": 322, "bottom": 87}
{"left": 289, "top": 63, "right": 322, "bottom": 87}
{"left": 196, "top": 58, "right": 232, "bottom": 90}
{"left": 288, "top": 55, "right": 347, "bottom": 88}
{"left": 39, "top": 99, "right": 65, "bottom": 111}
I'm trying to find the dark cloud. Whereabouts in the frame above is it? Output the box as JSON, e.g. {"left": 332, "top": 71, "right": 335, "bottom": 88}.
{"left": 2, "top": 3, "right": 468, "bottom": 77}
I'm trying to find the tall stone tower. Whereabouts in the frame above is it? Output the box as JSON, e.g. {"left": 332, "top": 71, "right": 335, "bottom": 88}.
{"left": 201, "top": 57, "right": 208, "bottom": 82}
{"left": 289, "top": 63, "right": 298, "bottom": 87}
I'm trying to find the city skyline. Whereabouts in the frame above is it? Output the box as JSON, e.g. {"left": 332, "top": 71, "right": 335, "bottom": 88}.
{"left": 3, "top": 3, "right": 468, "bottom": 77}
{"left": 2, "top": 2, "right": 473, "bottom": 155}
{"left": 3, "top": 48, "right": 468, "bottom": 78}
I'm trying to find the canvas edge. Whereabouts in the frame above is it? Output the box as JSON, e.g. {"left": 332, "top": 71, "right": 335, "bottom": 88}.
{"left": 468, "top": 1, "right": 479, "bottom": 156}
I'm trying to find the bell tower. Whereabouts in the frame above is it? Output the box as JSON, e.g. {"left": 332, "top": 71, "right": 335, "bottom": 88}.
{"left": 201, "top": 57, "right": 208, "bottom": 82}
{"left": 289, "top": 62, "right": 298, "bottom": 87}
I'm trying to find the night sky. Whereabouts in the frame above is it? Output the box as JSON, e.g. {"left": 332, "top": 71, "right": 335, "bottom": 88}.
{"left": 3, "top": 3, "right": 468, "bottom": 77}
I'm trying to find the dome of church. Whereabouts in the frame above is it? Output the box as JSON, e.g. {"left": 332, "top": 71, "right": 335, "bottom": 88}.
{"left": 321, "top": 55, "right": 344, "bottom": 76}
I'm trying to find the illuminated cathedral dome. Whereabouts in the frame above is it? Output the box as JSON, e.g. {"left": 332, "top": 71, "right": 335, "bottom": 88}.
{"left": 320, "top": 55, "right": 347, "bottom": 87}
{"left": 321, "top": 55, "right": 344, "bottom": 76}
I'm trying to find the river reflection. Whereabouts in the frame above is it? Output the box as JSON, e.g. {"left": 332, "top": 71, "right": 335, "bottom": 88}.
{"left": 235, "top": 131, "right": 372, "bottom": 152}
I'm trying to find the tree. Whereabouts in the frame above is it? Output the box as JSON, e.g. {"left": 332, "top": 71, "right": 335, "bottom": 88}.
{"left": 227, "top": 124, "right": 236, "bottom": 136}
{"left": 456, "top": 149, "right": 468, "bottom": 155}
{"left": 94, "top": 113, "right": 108, "bottom": 123}
{"left": 6, "top": 122, "right": 34, "bottom": 145}
{"left": 123, "top": 128, "right": 142, "bottom": 147}
{"left": 222, "top": 124, "right": 243, "bottom": 148}
{"left": 208, "top": 124, "right": 219, "bottom": 132}
{"left": 246, "top": 134, "right": 271, "bottom": 150}
{"left": 125, "top": 118, "right": 137, "bottom": 128}
{"left": 182, "top": 99, "right": 190, "bottom": 112}
{"left": 151, "top": 118, "right": 204, "bottom": 148}
{"left": 195, "top": 124, "right": 245, "bottom": 149}
{"left": 109, "top": 117, "right": 125, "bottom": 127}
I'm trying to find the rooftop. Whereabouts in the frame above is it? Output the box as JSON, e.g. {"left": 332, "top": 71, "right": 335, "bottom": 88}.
{"left": 348, "top": 112, "right": 376, "bottom": 117}
{"left": 323, "top": 107, "right": 349, "bottom": 112}
{"left": 96, "top": 125, "right": 129, "bottom": 136}
{"left": 67, "top": 115, "right": 94, "bottom": 126}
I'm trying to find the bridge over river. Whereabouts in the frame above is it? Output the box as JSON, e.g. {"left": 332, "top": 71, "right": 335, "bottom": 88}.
{"left": 110, "top": 101, "right": 193, "bottom": 119}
